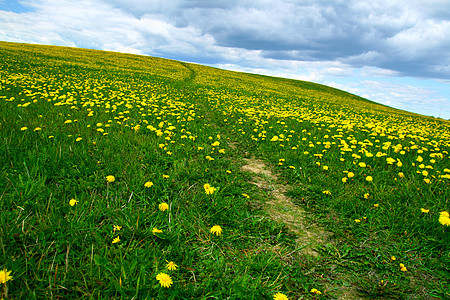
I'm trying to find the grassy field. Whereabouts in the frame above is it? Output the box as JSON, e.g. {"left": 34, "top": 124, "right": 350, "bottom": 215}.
{"left": 0, "top": 41, "right": 449, "bottom": 299}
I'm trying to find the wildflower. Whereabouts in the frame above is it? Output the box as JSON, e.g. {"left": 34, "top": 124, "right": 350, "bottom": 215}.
{"left": 34, "top": 127, "right": 42, "bottom": 131}
{"left": 422, "top": 170, "right": 429, "bottom": 177}
{"left": 347, "top": 172, "right": 355, "bottom": 178}
{"left": 152, "top": 228, "right": 163, "bottom": 234}
{"left": 156, "top": 272, "right": 173, "bottom": 288}
{"left": 205, "top": 155, "right": 214, "bottom": 161}
{"left": 355, "top": 219, "right": 361, "bottom": 223}
{"left": 364, "top": 193, "right": 370, "bottom": 199}
{"left": 398, "top": 172, "right": 405, "bottom": 178}
{"left": 163, "top": 174, "right": 169, "bottom": 179}
{"left": 439, "top": 211, "right": 450, "bottom": 226}
{"left": 342, "top": 177, "right": 347, "bottom": 183}
{"left": 310, "top": 288, "right": 322, "bottom": 295}
{"left": 359, "top": 162, "right": 366, "bottom": 168}
{"left": 391, "top": 256, "right": 396, "bottom": 261}
{"left": 219, "top": 149, "right": 225, "bottom": 154}
{"left": 144, "top": 181, "right": 154, "bottom": 188}
{"left": 112, "top": 236, "right": 120, "bottom": 244}
{"left": 211, "top": 141, "right": 220, "bottom": 147}
{"left": 270, "top": 136, "right": 279, "bottom": 141}
{"left": 159, "top": 202, "right": 169, "bottom": 211}
{"left": 289, "top": 166, "right": 295, "bottom": 169}
{"left": 76, "top": 137, "right": 82, "bottom": 142}
{"left": 322, "top": 190, "right": 331, "bottom": 195}
{"left": 420, "top": 208, "right": 429, "bottom": 213}
{"left": 113, "top": 225, "right": 122, "bottom": 232}
{"left": 69, "top": 198, "right": 78, "bottom": 206}
{"left": 273, "top": 292, "right": 289, "bottom": 300}
{"left": 0, "top": 268, "right": 13, "bottom": 284}
{"left": 424, "top": 178, "right": 430, "bottom": 184}
{"left": 386, "top": 157, "right": 396, "bottom": 164}
{"left": 322, "top": 166, "right": 329, "bottom": 170}
{"left": 366, "top": 176, "right": 373, "bottom": 182}
{"left": 204, "top": 183, "right": 217, "bottom": 195}
{"left": 210, "top": 225, "right": 222, "bottom": 236}
{"left": 166, "top": 261, "right": 178, "bottom": 271}
{"left": 20, "top": 126, "right": 28, "bottom": 131}
{"left": 399, "top": 263, "right": 407, "bottom": 272}
{"left": 417, "top": 156, "right": 423, "bottom": 162}
{"left": 64, "top": 120, "right": 72, "bottom": 124}
{"left": 226, "top": 170, "right": 232, "bottom": 174}
{"left": 106, "top": 175, "right": 115, "bottom": 182}
{"left": 242, "top": 193, "right": 250, "bottom": 198}
{"left": 374, "top": 204, "right": 379, "bottom": 208}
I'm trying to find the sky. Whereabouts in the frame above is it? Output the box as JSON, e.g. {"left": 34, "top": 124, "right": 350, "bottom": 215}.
{"left": 1, "top": 0, "right": 449, "bottom": 119}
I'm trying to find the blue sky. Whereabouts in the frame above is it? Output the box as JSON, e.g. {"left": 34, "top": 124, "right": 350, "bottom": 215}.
{"left": 1, "top": 0, "right": 449, "bottom": 119}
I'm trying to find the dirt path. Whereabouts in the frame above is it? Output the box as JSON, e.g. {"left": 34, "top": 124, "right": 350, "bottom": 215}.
{"left": 241, "top": 157, "right": 361, "bottom": 299}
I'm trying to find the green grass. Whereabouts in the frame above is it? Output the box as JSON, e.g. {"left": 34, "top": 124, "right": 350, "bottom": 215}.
{"left": 0, "top": 41, "right": 449, "bottom": 299}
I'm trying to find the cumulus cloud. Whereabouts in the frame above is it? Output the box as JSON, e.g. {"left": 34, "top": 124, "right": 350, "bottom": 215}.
{"left": 1, "top": 0, "right": 449, "bottom": 117}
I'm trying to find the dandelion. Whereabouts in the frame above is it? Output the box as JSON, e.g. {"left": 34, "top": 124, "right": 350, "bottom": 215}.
{"left": 322, "top": 190, "right": 331, "bottom": 195}
{"left": 391, "top": 256, "right": 396, "bottom": 261}
{"left": 113, "top": 225, "right": 122, "bottom": 232}
{"left": 159, "top": 202, "right": 169, "bottom": 211}
{"left": 364, "top": 193, "right": 370, "bottom": 199}
{"left": 374, "top": 204, "right": 379, "bottom": 208}
{"left": 399, "top": 263, "right": 407, "bottom": 272}
{"left": 211, "top": 141, "right": 220, "bottom": 147}
{"left": 386, "top": 157, "right": 396, "bottom": 164}
{"left": 347, "top": 172, "right": 355, "bottom": 178}
{"left": 359, "top": 162, "right": 366, "bottom": 168}
{"left": 226, "top": 170, "right": 232, "bottom": 174}
{"left": 163, "top": 174, "right": 169, "bottom": 179}
{"left": 355, "top": 219, "right": 361, "bottom": 223}
{"left": 166, "top": 261, "right": 178, "bottom": 271}
{"left": 76, "top": 137, "right": 82, "bottom": 142}
{"left": 342, "top": 177, "right": 347, "bottom": 183}
{"left": 144, "top": 181, "right": 154, "bottom": 188}
{"left": 270, "top": 136, "right": 279, "bottom": 141}
{"left": 69, "top": 198, "right": 78, "bottom": 206}
{"left": 20, "top": 126, "right": 28, "bottom": 131}
{"left": 210, "top": 225, "right": 222, "bottom": 236}
{"left": 204, "top": 183, "right": 217, "bottom": 195}
{"left": 366, "top": 176, "right": 373, "bottom": 182}
{"left": 0, "top": 268, "right": 13, "bottom": 284}
{"left": 398, "top": 172, "right": 405, "bottom": 178}
{"left": 310, "top": 288, "right": 322, "bottom": 295}
{"left": 106, "top": 175, "right": 115, "bottom": 182}
{"left": 322, "top": 165, "right": 329, "bottom": 170}
{"left": 242, "top": 193, "right": 250, "bottom": 198}
{"left": 289, "top": 166, "right": 295, "bottom": 169}
{"left": 219, "top": 149, "right": 225, "bottom": 154}
{"left": 152, "top": 228, "right": 163, "bottom": 234}
{"left": 439, "top": 211, "right": 450, "bottom": 226}
{"left": 156, "top": 272, "right": 173, "bottom": 288}
{"left": 417, "top": 156, "right": 423, "bottom": 162}
{"left": 34, "top": 127, "right": 42, "bottom": 131}
{"left": 420, "top": 208, "right": 429, "bottom": 213}
{"left": 112, "top": 236, "right": 120, "bottom": 244}
{"left": 273, "top": 292, "right": 289, "bottom": 300}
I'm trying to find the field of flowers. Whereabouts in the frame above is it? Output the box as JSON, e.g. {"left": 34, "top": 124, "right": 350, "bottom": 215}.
{"left": 0, "top": 41, "right": 449, "bottom": 299}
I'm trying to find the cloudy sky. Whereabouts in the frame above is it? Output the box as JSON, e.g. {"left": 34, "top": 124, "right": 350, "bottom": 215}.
{"left": 1, "top": 0, "right": 449, "bottom": 119}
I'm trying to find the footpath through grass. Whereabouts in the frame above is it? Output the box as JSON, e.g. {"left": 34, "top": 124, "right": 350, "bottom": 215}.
{"left": 1, "top": 41, "right": 449, "bottom": 299}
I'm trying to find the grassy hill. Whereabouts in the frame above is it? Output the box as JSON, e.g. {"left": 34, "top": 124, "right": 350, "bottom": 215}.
{"left": 0, "top": 41, "right": 449, "bottom": 299}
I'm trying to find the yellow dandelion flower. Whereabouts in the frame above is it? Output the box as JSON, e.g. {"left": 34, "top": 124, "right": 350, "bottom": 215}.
{"left": 226, "top": 170, "right": 232, "bottom": 174}
{"left": 322, "top": 190, "right": 331, "bottom": 195}
{"left": 0, "top": 268, "right": 13, "bottom": 284}
{"left": 242, "top": 193, "right": 250, "bottom": 198}
{"left": 399, "top": 263, "right": 407, "bottom": 272}
{"left": 210, "top": 225, "right": 222, "bottom": 236}
{"left": 347, "top": 172, "right": 355, "bottom": 178}
{"left": 112, "top": 236, "right": 120, "bottom": 244}
{"left": 364, "top": 193, "right": 370, "bottom": 199}
{"left": 144, "top": 181, "right": 154, "bottom": 188}
{"left": 211, "top": 141, "right": 220, "bottom": 147}
{"left": 420, "top": 208, "right": 429, "bottom": 213}
{"left": 76, "top": 137, "right": 82, "bottom": 142}
{"left": 342, "top": 177, "right": 348, "bottom": 183}
{"left": 113, "top": 225, "right": 122, "bottom": 232}
{"left": 359, "top": 162, "right": 366, "bottom": 168}
{"left": 34, "top": 127, "right": 42, "bottom": 131}
{"left": 159, "top": 202, "right": 169, "bottom": 211}
{"left": 152, "top": 228, "right": 163, "bottom": 234}
{"left": 156, "top": 272, "right": 173, "bottom": 288}
{"left": 163, "top": 174, "right": 169, "bottom": 179}
{"left": 398, "top": 172, "right": 405, "bottom": 178}
{"left": 374, "top": 204, "right": 379, "bottom": 208}
{"left": 310, "top": 288, "right": 322, "bottom": 295}
{"left": 391, "top": 256, "right": 396, "bottom": 261}
{"left": 166, "top": 261, "right": 178, "bottom": 271}
{"left": 204, "top": 183, "right": 217, "bottom": 195}
{"left": 69, "top": 199, "right": 78, "bottom": 206}
{"left": 355, "top": 219, "right": 361, "bottom": 223}
{"left": 273, "top": 292, "right": 289, "bottom": 300}
{"left": 20, "top": 126, "right": 28, "bottom": 131}
{"left": 106, "top": 175, "right": 115, "bottom": 182}
{"left": 439, "top": 211, "right": 450, "bottom": 226}
{"left": 366, "top": 176, "right": 373, "bottom": 182}
{"left": 322, "top": 165, "right": 329, "bottom": 170}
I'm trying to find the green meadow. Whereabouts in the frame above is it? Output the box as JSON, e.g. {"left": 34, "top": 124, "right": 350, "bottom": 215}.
{"left": 0, "top": 41, "right": 449, "bottom": 299}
